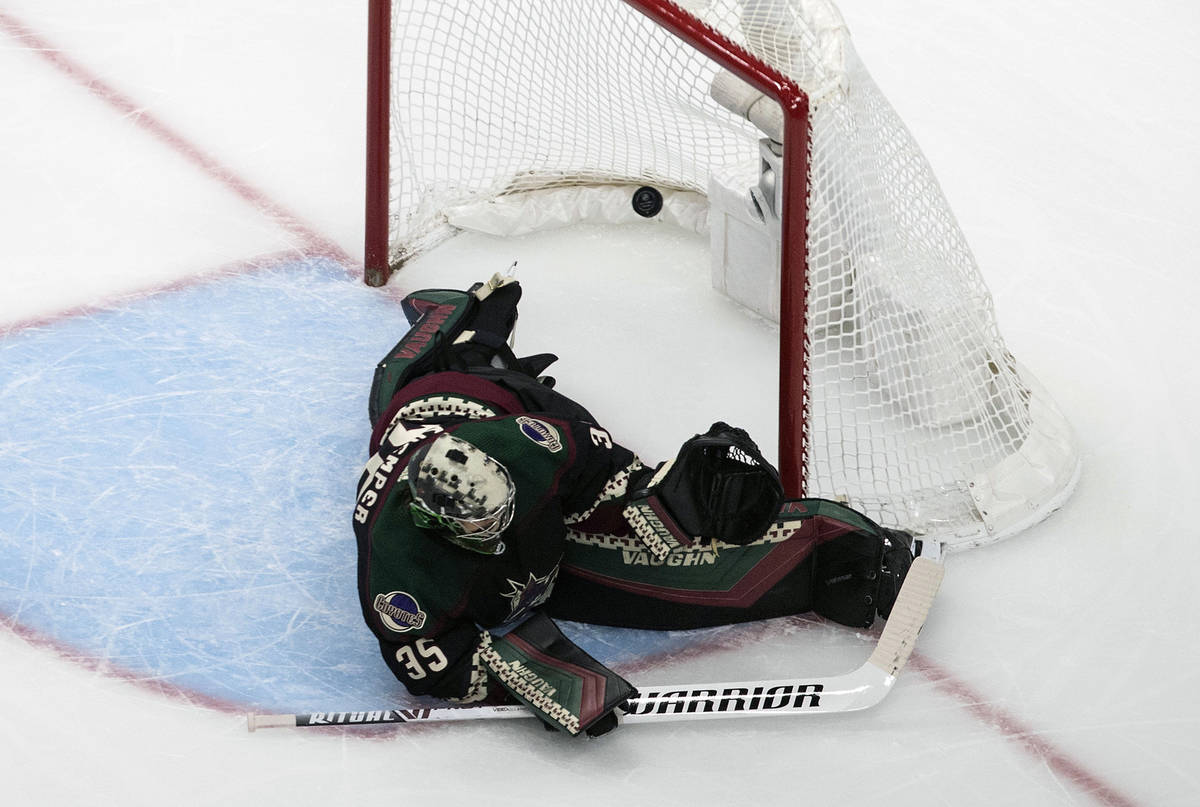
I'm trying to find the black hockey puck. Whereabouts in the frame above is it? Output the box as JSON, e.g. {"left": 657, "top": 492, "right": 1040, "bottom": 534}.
{"left": 631, "top": 186, "right": 664, "bottom": 218}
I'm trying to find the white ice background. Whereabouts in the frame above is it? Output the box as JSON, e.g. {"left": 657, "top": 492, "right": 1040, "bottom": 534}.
{"left": 1, "top": 2, "right": 1198, "bottom": 806}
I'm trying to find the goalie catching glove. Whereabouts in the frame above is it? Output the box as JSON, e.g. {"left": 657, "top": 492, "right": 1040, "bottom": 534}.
{"left": 623, "top": 422, "right": 784, "bottom": 556}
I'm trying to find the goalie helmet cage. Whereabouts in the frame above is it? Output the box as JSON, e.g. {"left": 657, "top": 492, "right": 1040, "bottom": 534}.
{"left": 363, "top": 0, "right": 1080, "bottom": 551}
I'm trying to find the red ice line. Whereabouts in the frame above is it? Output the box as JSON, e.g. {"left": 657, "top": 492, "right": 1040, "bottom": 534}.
{"left": 0, "top": 9, "right": 1143, "bottom": 807}
{"left": 910, "top": 652, "right": 1140, "bottom": 807}
{"left": 0, "top": 8, "right": 355, "bottom": 299}
{"left": 1, "top": 616, "right": 247, "bottom": 717}
{"left": 0, "top": 250, "right": 303, "bottom": 334}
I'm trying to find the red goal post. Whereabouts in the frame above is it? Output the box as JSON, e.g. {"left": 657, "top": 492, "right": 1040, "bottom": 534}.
{"left": 364, "top": 0, "right": 813, "bottom": 503}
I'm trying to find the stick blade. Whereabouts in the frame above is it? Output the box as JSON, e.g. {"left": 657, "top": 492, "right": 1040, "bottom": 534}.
{"left": 867, "top": 557, "right": 944, "bottom": 677}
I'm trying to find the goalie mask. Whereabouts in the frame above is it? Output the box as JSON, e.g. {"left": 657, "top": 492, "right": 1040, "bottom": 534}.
{"left": 407, "top": 434, "right": 516, "bottom": 555}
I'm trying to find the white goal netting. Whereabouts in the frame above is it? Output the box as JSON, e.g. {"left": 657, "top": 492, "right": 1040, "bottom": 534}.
{"left": 377, "top": 0, "right": 1079, "bottom": 549}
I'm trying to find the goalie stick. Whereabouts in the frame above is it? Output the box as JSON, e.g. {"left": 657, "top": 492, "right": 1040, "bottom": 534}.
{"left": 247, "top": 557, "right": 943, "bottom": 732}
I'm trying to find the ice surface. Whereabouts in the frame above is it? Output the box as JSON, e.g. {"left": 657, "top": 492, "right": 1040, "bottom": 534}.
{"left": 1, "top": 1, "right": 1198, "bottom": 806}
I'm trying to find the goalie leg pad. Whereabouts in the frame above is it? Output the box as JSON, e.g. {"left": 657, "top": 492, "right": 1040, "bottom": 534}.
{"left": 368, "top": 274, "right": 554, "bottom": 427}
{"left": 875, "top": 529, "right": 915, "bottom": 620}
{"left": 483, "top": 613, "right": 635, "bottom": 737}
{"left": 812, "top": 520, "right": 915, "bottom": 628}
{"left": 369, "top": 287, "right": 475, "bottom": 427}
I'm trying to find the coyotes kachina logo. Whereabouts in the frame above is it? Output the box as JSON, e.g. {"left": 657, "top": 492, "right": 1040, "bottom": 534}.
{"left": 501, "top": 566, "right": 559, "bottom": 622}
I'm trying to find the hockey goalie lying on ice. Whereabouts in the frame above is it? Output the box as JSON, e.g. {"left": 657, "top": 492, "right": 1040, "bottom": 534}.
{"left": 353, "top": 274, "right": 918, "bottom": 738}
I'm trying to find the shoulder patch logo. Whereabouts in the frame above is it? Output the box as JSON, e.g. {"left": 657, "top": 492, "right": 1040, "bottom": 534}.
{"left": 373, "top": 591, "right": 427, "bottom": 633}
{"left": 515, "top": 416, "right": 563, "bottom": 453}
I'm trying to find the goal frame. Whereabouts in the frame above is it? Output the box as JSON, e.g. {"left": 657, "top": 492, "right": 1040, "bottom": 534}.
{"left": 363, "top": 0, "right": 814, "bottom": 496}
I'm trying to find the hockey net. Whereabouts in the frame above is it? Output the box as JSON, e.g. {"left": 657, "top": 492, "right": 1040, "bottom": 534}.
{"left": 364, "top": 0, "right": 1079, "bottom": 550}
